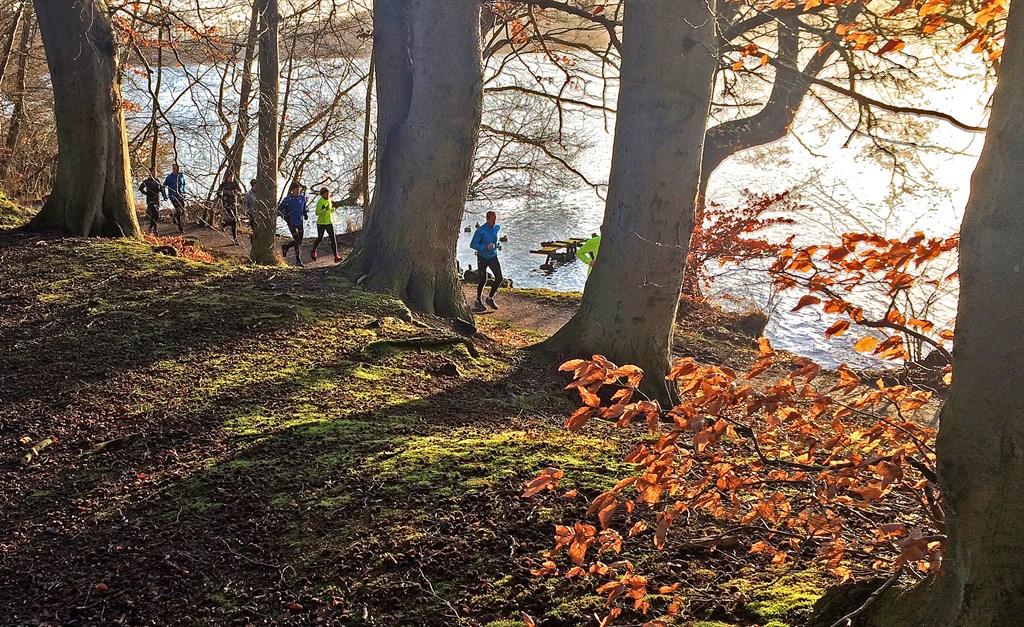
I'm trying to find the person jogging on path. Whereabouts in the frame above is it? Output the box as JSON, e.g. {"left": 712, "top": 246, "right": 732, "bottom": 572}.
{"left": 311, "top": 187, "right": 341, "bottom": 263}
{"left": 138, "top": 167, "right": 163, "bottom": 236}
{"left": 470, "top": 210, "right": 503, "bottom": 312}
{"left": 217, "top": 172, "right": 244, "bottom": 243}
{"left": 162, "top": 163, "right": 186, "bottom": 233}
{"left": 576, "top": 233, "right": 601, "bottom": 275}
{"left": 278, "top": 182, "right": 309, "bottom": 266}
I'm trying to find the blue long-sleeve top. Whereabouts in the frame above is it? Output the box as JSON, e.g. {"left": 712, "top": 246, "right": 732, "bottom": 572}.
{"left": 162, "top": 172, "right": 185, "bottom": 200}
{"left": 277, "top": 194, "right": 308, "bottom": 228}
{"left": 471, "top": 223, "right": 500, "bottom": 259}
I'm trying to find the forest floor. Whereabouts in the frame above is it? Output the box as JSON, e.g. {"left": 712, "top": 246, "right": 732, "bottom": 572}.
{"left": 0, "top": 213, "right": 847, "bottom": 626}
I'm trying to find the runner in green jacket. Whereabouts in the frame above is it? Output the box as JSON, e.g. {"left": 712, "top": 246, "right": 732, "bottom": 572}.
{"left": 311, "top": 187, "right": 341, "bottom": 263}
{"left": 576, "top": 234, "right": 601, "bottom": 275}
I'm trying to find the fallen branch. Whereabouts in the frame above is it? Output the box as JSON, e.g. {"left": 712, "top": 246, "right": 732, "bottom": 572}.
{"left": 21, "top": 437, "right": 53, "bottom": 465}
{"left": 829, "top": 565, "right": 905, "bottom": 627}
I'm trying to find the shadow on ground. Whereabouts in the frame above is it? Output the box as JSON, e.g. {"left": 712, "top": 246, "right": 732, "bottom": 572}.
{"left": 0, "top": 230, "right": 633, "bottom": 626}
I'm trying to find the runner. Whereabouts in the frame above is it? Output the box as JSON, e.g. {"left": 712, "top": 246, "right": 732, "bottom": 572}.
{"left": 576, "top": 233, "right": 601, "bottom": 275}
{"left": 278, "top": 182, "right": 309, "bottom": 267}
{"left": 162, "top": 163, "right": 186, "bottom": 234}
{"left": 470, "top": 211, "right": 503, "bottom": 312}
{"left": 216, "top": 172, "right": 244, "bottom": 243}
{"left": 138, "top": 167, "right": 163, "bottom": 236}
{"left": 311, "top": 187, "right": 341, "bottom": 263}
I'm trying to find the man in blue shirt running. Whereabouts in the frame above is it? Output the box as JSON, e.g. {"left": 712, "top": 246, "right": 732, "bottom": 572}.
{"left": 470, "top": 211, "right": 503, "bottom": 312}
{"left": 162, "top": 163, "right": 186, "bottom": 233}
{"left": 277, "top": 182, "right": 309, "bottom": 266}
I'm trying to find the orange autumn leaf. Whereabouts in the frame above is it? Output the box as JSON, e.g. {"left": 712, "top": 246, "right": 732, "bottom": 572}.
{"left": 854, "top": 336, "right": 880, "bottom": 352}
{"left": 825, "top": 319, "right": 851, "bottom": 339}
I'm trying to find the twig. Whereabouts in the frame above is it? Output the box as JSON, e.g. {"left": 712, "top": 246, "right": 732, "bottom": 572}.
{"left": 828, "top": 565, "right": 905, "bottom": 627}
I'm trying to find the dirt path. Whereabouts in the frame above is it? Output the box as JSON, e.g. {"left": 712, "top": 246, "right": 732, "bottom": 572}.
{"left": 460, "top": 285, "right": 576, "bottom": 334}
{"left": 168, "top": 222, "right": 579, "bottom": 334}
{"left": 154, "top": 220, "right": 348, "bottom": 270}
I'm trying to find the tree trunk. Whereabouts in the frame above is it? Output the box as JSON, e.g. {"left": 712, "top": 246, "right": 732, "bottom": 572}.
{"left": 0, "top": 11, "right": 32, "bottom": 183}
{"left": 871, "top": 0, "right": 1024, "bottom": 624}
{"left": 360, "top": 52, "right": 375, "bottom": 227}
{"left": 342, "top": 0, "right": 482, "bottom": 319}
{"left": 251, "top": 0, "right": 279, "bottom": 265}
{"left": 542, "top": 0, "right": 717, "bottom": 405}
{"left": 0, "top": 4, "right": 25, "bottom": 93}
{"left": 148, "top": 22, "right": 164, "bottom": 169}
{"left": 226, "top": 2, "right": 260, "bottom": 179}
{"left": 28, "top": 0, "right": 137, "bottom": 237}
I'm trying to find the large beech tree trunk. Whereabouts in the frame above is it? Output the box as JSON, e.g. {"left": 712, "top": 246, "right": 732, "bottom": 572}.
{"left": 28, "top": 0, "right": 138, "bottom": 237}
{"left": 868, "top": 0, "right": 1024, "bottom": 624}
{"left": 543, "top": 0, "right": 717, "bottom": 404}
{"left": 342, "top": 0, "right": 482, "bottom": 320}
{"left": 250, "top": 0, "right": 279, "bottom": 265}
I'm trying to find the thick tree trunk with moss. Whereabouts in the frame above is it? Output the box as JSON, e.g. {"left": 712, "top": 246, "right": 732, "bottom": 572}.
{"left": 28, "top": 0, "right": 138, "bottom": 238}
{"left": 543, "top": 0, "right": 717, "bottom": 404}
{"left": 250, "top": 0, "right": 280, "bottom": 266}
{"left": 869, "top": 1, "right": 1024, "bottom": 624}
{"left": 341, "top": 0, "right": 481, "bottom": 320}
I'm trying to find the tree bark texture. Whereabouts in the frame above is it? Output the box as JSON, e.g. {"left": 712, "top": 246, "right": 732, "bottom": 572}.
{"left": 251, "top": 0, "right": 279, "bottom": 265}
{"left": 871, "top": 0, "right": 1024, "bottom": 624}
{"left": 28, "top": 0, "right": 138, "bottom": 237}
{"left": 543, "top": 0, "right": 717, "bottom": 405}
{"left": 343, "top": 0, "right": 482, "bottom": 319}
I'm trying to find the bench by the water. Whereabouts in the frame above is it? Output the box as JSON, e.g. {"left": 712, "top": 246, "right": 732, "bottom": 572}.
{"left": 530, "top": 237, "right": 589, "bottom": 268}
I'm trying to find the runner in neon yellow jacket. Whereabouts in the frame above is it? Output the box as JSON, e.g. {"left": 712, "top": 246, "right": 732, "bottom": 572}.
{"left": 576, "top": 235, "right": 601, "bottom": 274}
{"left": 310, "top": 187, "right": 341, "bottom": 263}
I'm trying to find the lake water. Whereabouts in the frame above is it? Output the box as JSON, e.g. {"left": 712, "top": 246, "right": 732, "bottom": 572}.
{"left": 126, "top": 49, "right": 991, "bottom": 368}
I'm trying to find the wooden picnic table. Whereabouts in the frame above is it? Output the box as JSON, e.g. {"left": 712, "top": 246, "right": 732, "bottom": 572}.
{"left": 530, "top": 237, "right": 590, "bottom": 266}
{"left": 529, "top": 237, "right": 589, "bottom": 256}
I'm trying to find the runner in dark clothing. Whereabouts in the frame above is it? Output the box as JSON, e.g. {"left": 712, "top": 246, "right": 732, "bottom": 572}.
{"left": 277, "top": 182, "right": 309, "bottom": 266}
{"left": 162, "top": 163, "right": 186, "bottom": 233}
{"left": 470, "top": 211, "right": 503, "bottom": 311}
{"left": 217, "top": 172, "right": 244, "bottom": 243}
{"left": 138, "top": 167, "right": 163, "bottom": 236}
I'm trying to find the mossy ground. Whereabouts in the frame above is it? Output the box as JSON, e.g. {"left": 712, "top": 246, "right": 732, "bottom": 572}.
{"left": 507, "top": 287, "right": 583, "bottom": 305}
{"left": 0, "top": 228, "right": 831, "bottom": 626}
{"left": 0, "top": 192, "right": 34, "bottom": 228}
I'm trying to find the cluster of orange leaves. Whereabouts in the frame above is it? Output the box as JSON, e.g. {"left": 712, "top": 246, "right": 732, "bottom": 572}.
{"left": 771, "top": 231, "right": 958, "bottom": 366}
{"left": 524, "top": 345, "right": 944, "bottom": 624}
{"left": 686, "top": 190, "right": 800, "bottom": 296}
{"left": 750, "top": 0, "right": 1006, "bottom": 60}
{"left": 143, "top": 234, "right": 214, "bottom": 263}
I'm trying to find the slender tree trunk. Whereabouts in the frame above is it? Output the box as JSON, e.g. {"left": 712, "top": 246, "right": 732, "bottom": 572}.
{"left": 0, "top": 11, "right": 32, "bottom": 183}
{"left": 0, "top": 4, "right": 25, "bottom": 92}
{"left": 226, "top": 2, "right": 259, "bottom": 178}
{"left": 251, "top": 0, "right": 279, "bottom": 265}
{"left": 870, "top": 0, "right": 1024, "bottom": 624}
{"left": 342, "top": 0, "right": 482, "bottom": 319}
{"left": 360, "top": 52, "right": 375, "bottom": 227}
{"left": 543, "top": 0, "right": 717, "bottom": 405}
{"left": 149, "top": 22, "right": 164, "bottom": 169}
{"left": 28, "top": 0, "right": 138, "bottom": 237}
